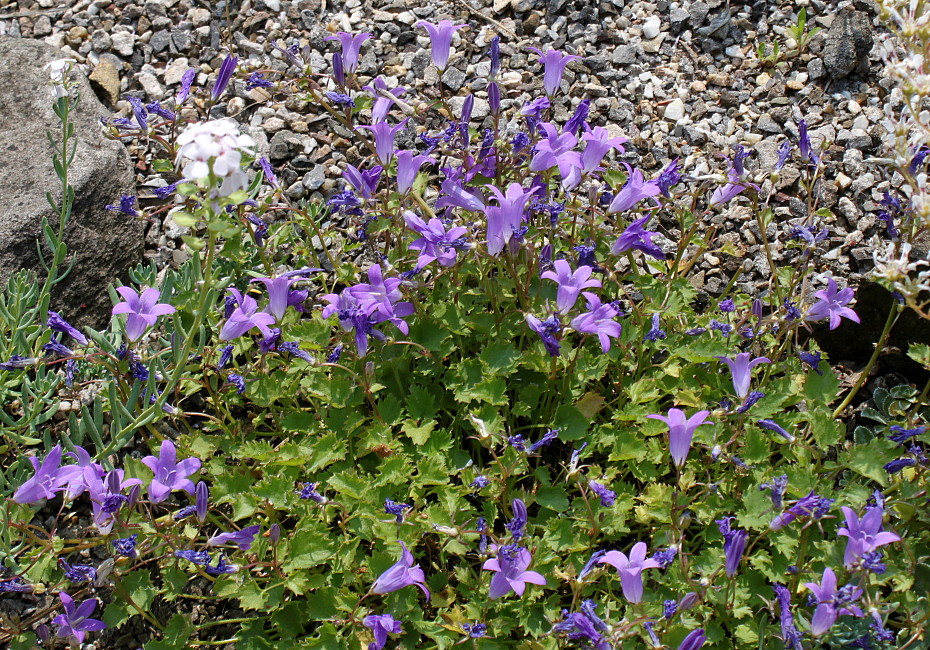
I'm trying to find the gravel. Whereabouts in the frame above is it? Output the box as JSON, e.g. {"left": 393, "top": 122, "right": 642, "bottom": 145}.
{"left": 0, "top": 0, "right": 899, "bottom": 295}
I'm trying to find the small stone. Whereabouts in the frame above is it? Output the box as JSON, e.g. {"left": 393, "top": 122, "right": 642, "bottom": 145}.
{"left": 164, "top": 57, "right": 189, "bottom": 85}
{"left": 302, "top": 165, "right": 325, "bottom": 191}
{"left": 285, "top": 181, "right": 306, "bottom": 199}
{"left": 441, "top": 66, "right": 466, "bottom": 91}
{"left": 642, "top": 34, "right": 666, "bottom": 53}
{"left": 642, "top": 16, "right": 662, "bottom": 40}
{"left": 111, "top": 32, "right": 136, "bottom": 57}
{"left": 91, "top": 29, "right": 112, "bottom": 51}
{"left": 807, "top": 58, "right": 825, "bottom": 79}
{"left": 88, "top": 59, "right": 120, "bottom": 106}
{"left": 32, "top": 16, "right": 52, "bottom": 38}
{"left": 264, "top": 117, "right": 286, "bottom": 133}
{"left": 137, "top": 72, "right": 163, "bottom": 99}
{"left": 68, "top": 26, "right": 89, "bottom": 42}
{"left": 852, "top": 115, "right": 870, "bottom": 130}
{"left": 836, "top": 173, "right": 852, "bottom": 190}
{"left": 663, "top": 98, "right": 685, "bottom": 121}
{"left": 189, "top": 8, "right": 211, "bottom": 27}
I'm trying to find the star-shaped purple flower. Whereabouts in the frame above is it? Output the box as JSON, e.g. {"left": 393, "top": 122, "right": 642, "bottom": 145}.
{"left": 597, "top": 541, "right": 660, "bottom": 603}
{"left": 482, "top": 544, "right": 546, "bottom": 599}
{"left": 804, "top": 278, "right": 860, "bottom": 330}
{"left": 53, "top": 592, "right": 106, "bottom": 643}
{"left": 141, "top": 440, "right": 201, "bottom": 504}
{"left": 112, "top": 287, "right": 175, "bottom": 342}
{"left": 370, "top": 541, "right": 430, "bottom": 600}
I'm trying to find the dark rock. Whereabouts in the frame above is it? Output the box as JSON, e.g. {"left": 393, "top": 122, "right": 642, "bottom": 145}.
{"left": 269, "top": 130, "right": 294, "bottom": 159}
{"left": 669, "top": 5, "right": 690, "bottom": 33}
{"left": 0, "top": 37, "right": 141, "bottom": 328}
{"left": 697, "top": 7, "right": 730, "bottom": 39}
{"left": 441, "top": 66, "right": 467, "bottom": 92}
{"left": 822, "top": 6, "right": 873, "bottom": 80}
{"left": 689, "top": 1, "right": 710, "bottom": 27}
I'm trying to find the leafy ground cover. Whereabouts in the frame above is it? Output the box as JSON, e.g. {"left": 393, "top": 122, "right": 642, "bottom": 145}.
{"left": 1, "top": 5, "right": 930, "bottom": 649}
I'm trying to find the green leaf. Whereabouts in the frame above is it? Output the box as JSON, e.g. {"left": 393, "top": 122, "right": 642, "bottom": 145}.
{"left": 802, "top": 364, "right": 840, "bottom": 404}
{"left": 105, "top": 571, "right": 158, "bottom": 628}
{"left": 908, "top": 343, "right": 930, "bottom": 369}
{"left": 536, "top": 486, "right": 569, "bottom": 511}
{"left": 402, "top": 418, "right": 435, "bottom": 446}
{"left": 144, "top": 614, "right": 194, "bottom": 650}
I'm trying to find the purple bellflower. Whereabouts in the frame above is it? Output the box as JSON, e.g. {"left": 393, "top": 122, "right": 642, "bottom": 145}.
{"left": 588, "top": 481, "right": 616, "bottom": 507}
{"left": 541, "top": 259, "right": 601, "bottom": 314}
{"left": 529, "top": 122, "right": 581, "bottom": 178}
{"left": 58, "top": 557, "right": 97, "bottom": 582}
{"left": 53, "top": 592, "right": 106, "bottom": 643}
{"left": 324, "top": 32, "right": 371, "bottom": 74}
{"left": 483, "top": 544, "right": 547, "bottom": 599}
{"left": 347, "top": 265, "right": 414, "bottom": 327}
{"left": 709, "top": 146, "right": 757, "bottom": 207}
{"left": 219, "top": 288, "right": 276, "bottom": 341}
{"left": 211, "top": 55, "right": 237, "bottom": 102}
{"left": 678, "top": 628, "right": 707, "bottom": 650}
{"left": 716, "top": 517, "right": 748, "bottom": 577}
{"left": 798, "top": 119, "right": 820, "bottom": 166}
{"left": 371, "top": 541, "right": 430, "bottom": 600}
{"left": 678, "top": 629, "right": 707, "bottom": 650}
{"left": 570, "top": 294, "right": 622, "bottom": 353}
{"left": 837, "top": 506, "right": 901, "bottom": 567}
{"left": 526, "top": 313, "right": 562, "bottom": 357}
{"left": 608, "top": 164, "right": 661, "bottom": 214}
{"left": 251, "top": 275, "right": 307, "bottom": 323}
{"left": 258, "top": 157, "right": 278, "bottom": 188}
{"left": 769, "top": 490, "right": 832, "bottom": 530}
{"left": 598, "top": 541, "right": 660, "bottom": 603}
{"left": 417, "top": 20, "right": 467, "bottom": 71}
{"left": 176, "top": 68, "right": 196, "bottom": 104}
{"left": 507, "top": 498, "right": 528, "bottom": 540}
{"left": 105, "top": 194, "right": 139, "bottom": 216}
{"left": 141, "top": 440, "right": 201, "bottom": 504}
{"left": 358, "top": 119, "right": 408, "bottom": 166}
{"left": 363, "top": 614, "right": 402, "bottom": 650}
{"left": 404, "top": 211, "right": 468, "bottom": 267}
{"left": 804, "top": 567, "right": 863, "bottom": 636}
{"left": 395, "top": 150, "right": 435, "bottom": 194}
{"left": 483, "top": 183, "right": 536, "bottom": 257}
{"left": 343, "top": 163, "right": 382, "bottom": 199}
{"left": 83, "top": 468, "right": 142, "bottom": 533}
{"left": 528, "top": 47, "right": 580, "bottom": 97}
{"left": 362, "top": 78, "right": 407, "bottom": 123}
{"left": 47, "top": 311, "right": 87, "bottom": 346}
{"left": 112, "top": 287, "right": 175, "bottom": 342}
{"left": 715, "top": 352, "right": 771, "bottom": 398}
{"left": 208, "top": 524, "right": 260, "bottom": 550}
{"left": 647, "top": 408, "right": 713, "bottom": 468}
{"left": 773, "top": 584, "right": 803, "bottom": 650}
{"left": 13, "top": 445, "right": 76, "bottom": 504}
{"left": 580, "top": 126, "right": 628, "bottom": 174}
{"left": 804, "top": 278, "right": 860, "bottom": 330}
{"left": 611, "top": 215, "right": 665, "bottom": 260}
{"left": 435, "top": 177, "right": 485, "bottom": 212}
{"left": 195, "top": 481, "right": 209, "bottom": 522}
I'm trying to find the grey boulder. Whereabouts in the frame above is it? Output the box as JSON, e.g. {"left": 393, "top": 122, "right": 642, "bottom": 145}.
{"left": 0, "top": 36, "right": 142, "bottom": 328}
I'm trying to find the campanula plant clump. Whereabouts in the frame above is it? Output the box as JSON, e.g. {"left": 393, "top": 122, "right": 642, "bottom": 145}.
{"left": 0, "top": 9, "right": 929, "bottom": 650}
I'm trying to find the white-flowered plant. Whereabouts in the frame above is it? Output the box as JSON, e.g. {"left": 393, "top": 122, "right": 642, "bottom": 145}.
{"left": 174, "top": 119, "right": 255, "bottom": 196}
{"left": 43, "top": 58, "right": 76, "bottom": 99}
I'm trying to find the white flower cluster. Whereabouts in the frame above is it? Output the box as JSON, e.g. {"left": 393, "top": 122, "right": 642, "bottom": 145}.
{"left": 871, "top": 241, "right": 930, "bottom": 312}
{"left": 43, "top": 58, "right": 76, "bottom": 99}
{"left": 175, "top": 119, "right": 255, "bottom": 196}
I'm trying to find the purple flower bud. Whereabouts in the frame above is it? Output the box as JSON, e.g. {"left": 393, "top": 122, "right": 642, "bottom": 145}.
{"left": 488, "top": 81, "right": 500, "bottom": 116}
{"left": 177, "top": 69, "right": 196, "bottom": 104}
{"left": 211, "top": 55, "right": 237, "bottom": 102}
{"left": 489, "top": 36, "right": 500, "bottom": 79}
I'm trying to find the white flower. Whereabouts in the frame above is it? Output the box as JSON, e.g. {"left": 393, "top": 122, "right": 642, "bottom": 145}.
{"left": 174, "top": 120, "right": 255, "bottom": 196}
{"left": 44, "top": 58, "right": 76, "bottom": 99}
